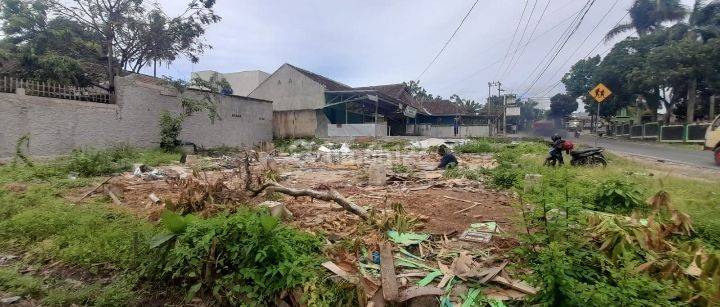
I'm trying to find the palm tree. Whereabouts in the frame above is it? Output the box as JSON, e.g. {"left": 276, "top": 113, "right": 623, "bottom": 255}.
{"left": 682, "top": 0, "right": 720, "bottom": 122}
{"left": 605, "top": 0, "right": 687, "bottom": 41}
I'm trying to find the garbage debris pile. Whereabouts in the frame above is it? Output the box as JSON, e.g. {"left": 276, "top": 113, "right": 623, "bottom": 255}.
{"left": 70, "top": 138, "right": 534, "bottom": 304}
{"left": 322, "top": 228, "right": 538, "bottom": 306}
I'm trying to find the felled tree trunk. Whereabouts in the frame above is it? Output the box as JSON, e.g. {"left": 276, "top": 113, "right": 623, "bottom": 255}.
{"left": 251, "top": 182, "right": 369, "bottom": 220}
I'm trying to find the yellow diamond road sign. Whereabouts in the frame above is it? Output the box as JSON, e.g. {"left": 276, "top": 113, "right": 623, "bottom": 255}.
{"left": 589, "top": 83, "right": 612, "bottom": 103}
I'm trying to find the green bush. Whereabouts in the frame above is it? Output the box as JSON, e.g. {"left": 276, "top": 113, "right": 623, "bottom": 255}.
{"left": 453, "top": 141, "right": 494, "bottom": 153}
{"left": 62, "top": 149, "right": 130, "bottom": 177}
{"left": 144, "top": 209, "right": 324, "bottom": 304}
{"left": 490, "top": 164, "right": 520, "bottom": 189}
{"left": 159, "top": 111, "right": 185, "bottom": 151}
{"left": 593, "top": 178, "right": 646, "bottom": 214}
{"left": 531, "top": 241, "right": 678, "bottom": 306}
{"left": 391, "top": 163, "right": 409, "bottom": 173}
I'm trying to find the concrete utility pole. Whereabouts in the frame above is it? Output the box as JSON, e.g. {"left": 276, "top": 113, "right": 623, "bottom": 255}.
{"left": 488, "top": 81, "right": 503, "bottom": 136}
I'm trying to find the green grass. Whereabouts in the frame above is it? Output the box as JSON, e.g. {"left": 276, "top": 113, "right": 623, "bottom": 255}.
{"left": 484, "top": 141, "right": 720, "bottom": 248}
{"left": 0, "top": 147, "right": 172, "bottom": 304}
{"left": 0, "top": 146, "right": 352, "bottom": 305}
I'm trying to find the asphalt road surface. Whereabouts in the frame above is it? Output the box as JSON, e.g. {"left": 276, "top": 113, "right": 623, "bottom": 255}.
{"left": 574, "top": 134, "right": 719, "bottom": 170}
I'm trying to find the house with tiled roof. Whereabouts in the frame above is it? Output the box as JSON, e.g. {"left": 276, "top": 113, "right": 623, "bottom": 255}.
{"left": 249, "top": 64, "right": 423, "bottom": 138}
{"left": 245, "top": 63, "right": 492, "bottom": 138}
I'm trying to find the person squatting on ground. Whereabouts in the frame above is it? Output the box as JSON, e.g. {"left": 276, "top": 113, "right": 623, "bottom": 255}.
{"left": 437, "top": 145, "right": 459, "bottom": 169}
{"left": 549, "top": 134, "right": 566, "bottom": 165}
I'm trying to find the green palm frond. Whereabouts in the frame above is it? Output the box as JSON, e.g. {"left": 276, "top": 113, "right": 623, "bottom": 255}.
{"left": 605, "top": 23, "right": 636, "bottom": 41}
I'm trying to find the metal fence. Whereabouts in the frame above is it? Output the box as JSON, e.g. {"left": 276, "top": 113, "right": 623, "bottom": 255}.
{"left": 660, "top": 125, "right": 685, "bottom": 142}
{"left": 643, "top": 123, "right": 659, "bottom": 139}
{"left": 630, "top": 125, "right": 643, "bottom": 139}
{"left": 0, "top": 77, "right": 112, "bottom": 104}
{"left": 687, "top": 123, "right": 710, "bottom": 142}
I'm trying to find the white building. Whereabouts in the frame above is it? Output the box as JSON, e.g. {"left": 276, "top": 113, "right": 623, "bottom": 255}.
{"left": 192, "top": 70, "right": 270, "bottom": 96}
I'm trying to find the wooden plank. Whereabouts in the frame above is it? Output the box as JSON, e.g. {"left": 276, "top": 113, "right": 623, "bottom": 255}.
{"left": 453, "top": 202, "right": 480, "bottom": 214}
{"left": 491, "top": 276, "right": 538, "bottom": 295}
{"left": 104, "top": 185, "right": 123, "bottom": 206}
{"left": 479, "top": 261, "right": 508, "bottom": 284}
{"left": 77, "top": 176, "right": 113, "bottom": 201}
{"left": 322, "top": 261, "right": 359, "bottom": 284}
{"left": 443, "top": 195, "right": 474, "bottom": 204}
{"left": 379, "top": 242, "right": 398, "bottom": 301}
{"left": 396, "top": 286, "right": 444, "bottom": 302}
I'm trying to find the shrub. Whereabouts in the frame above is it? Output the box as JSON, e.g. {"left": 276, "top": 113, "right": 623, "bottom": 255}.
{"left": 391, "top": 163, "right": 409, "bottom": 173}
{"left": 159, "top": 111, "right": 185, "bottom": 151}
{"left": 593, "top": 178, "right": 646, "bottom": 214}
{"left": 62, "top": 149, "right": 131, "bottom": 177}
{"left": 453, "top": 140, "right": 494, "bottom": 153}
{"left": 490, "top": 165, "right": 520, "bottom": 189}
{"left": 144, "top": 209, "right": 324, "bottom": 304}
{"left": 531, "top": 241, "right": 678, "bottom": 306}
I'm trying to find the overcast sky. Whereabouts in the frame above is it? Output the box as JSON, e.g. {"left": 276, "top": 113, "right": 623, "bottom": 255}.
{"left": 148, "top": 0, "right": 696, "bottom": 106}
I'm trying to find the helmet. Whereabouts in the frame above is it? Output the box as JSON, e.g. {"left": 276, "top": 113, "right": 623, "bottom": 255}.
{"left": 551, "top": 134, "right": 561, "bottom": 141}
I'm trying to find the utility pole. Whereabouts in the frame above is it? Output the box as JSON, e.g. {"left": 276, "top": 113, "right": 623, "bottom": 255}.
{"left": 488, "top": 81, "right": 503, "bottom": 136}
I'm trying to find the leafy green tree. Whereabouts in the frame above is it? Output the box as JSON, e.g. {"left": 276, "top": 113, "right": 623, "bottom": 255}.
{"left": 403, "top": 80, "right": 434, "bottom": 101}
{"left": 0, "top": 0, "right": 102, "bottom": 85}
{"left": 450, "top": 94, "right": 482, "bottom": 114}
{"left": 548, "top": 93, "right": 578, "bottom": 118}
{"left": 46, "top": 0, "right": 221, "bottom": 81}
{"left": 561, "top": 56, "right": 601, "bottom": 100}
{"left": 605, "top": 0, "right": 687, "bottom": 40}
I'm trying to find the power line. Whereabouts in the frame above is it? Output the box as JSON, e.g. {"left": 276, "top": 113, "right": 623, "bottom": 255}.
{"left": 416, "top": 0, "right": 480, "bottom": 81}
{"left": 536, "top": 11, "right": 631, "bottom": 96}
{"left": 535, "top": 0, "right": 621, "bottom": 93}
{"left": 513, "top": 2, "right": 589, "bottom": 93}
{"left": 439, "top": 7, "right": 581, "bottom": 94}
{"left": 499, "top": 0, "right": 542, "bottom": 80}
{"left": 520, "top": 0, "right": 597, "bottom": 97}
{"left": 501, "top": 0, "right": 552, "bottom": 80}
{"left": 494, "top": 0, "right": 529, "bottom": 80}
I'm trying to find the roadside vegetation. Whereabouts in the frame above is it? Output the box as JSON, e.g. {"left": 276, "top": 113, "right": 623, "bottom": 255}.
{"left": 2, "top": 139, "right": 719, "bottom": 305}
{"left": 445, "top": 138, "right": 720, "bottom": 305}
{"left": 0, "top": 145, "right": 352, "bottom": 305}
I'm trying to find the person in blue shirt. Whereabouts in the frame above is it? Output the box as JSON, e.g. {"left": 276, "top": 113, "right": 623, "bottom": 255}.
{"left": 453, "top": 117, "right": 460, "bottom": 137}
{"left": 437, "top": 145, "right": 458, "bottom": 169}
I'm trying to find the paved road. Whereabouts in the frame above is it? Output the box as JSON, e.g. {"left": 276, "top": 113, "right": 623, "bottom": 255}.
{"left": 575, "top": 135, "right": 718, "bottom": 169}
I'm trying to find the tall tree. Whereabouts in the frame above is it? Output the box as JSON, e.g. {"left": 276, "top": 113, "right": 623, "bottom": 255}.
{"left": 605, "top": 0, "right": 687, "bottom": 40}
{"left": 561, "top": 55, "right": 601, "bottom": 100}
{"left": 46, "top": 0, "right": 220, "bottom": 84}
{"left": 548, "top": 93, "right": 578, "bottom": 118}
{"left": 403, "top": 80, "right": 434, "bottom": 102}
{"left": 450, "top": 94, "right": 482, "bottom": 114}
{"left": 0, "top": 0, "right": 102, "bottom": 85}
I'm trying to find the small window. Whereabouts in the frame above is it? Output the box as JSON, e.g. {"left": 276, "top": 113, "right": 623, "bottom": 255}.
{"left": 277, "top": 80, "right": 281, "bottom": 85}
{"left": 288, "top": 78, "right": 293, "bottom": 84}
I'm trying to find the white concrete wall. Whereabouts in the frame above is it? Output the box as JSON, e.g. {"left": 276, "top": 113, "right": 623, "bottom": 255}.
{"left": 407, "top": 125, "right": 489, "bottom": 138}
{"left": 192, "top": 70, "right": 270, "bottom": 96}
{"left": 327, "top": 123, "right": 388, "bottom": 137}
{"left": 0, "top": 74, "right": 273, "bottom": 158}
{"left": 248, "top": 64, "right": 326, "bottom": 111}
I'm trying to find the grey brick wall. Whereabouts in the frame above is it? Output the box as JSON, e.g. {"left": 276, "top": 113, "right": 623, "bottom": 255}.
{"left": 0, "top": 74, "right": 273, "bottom": 158}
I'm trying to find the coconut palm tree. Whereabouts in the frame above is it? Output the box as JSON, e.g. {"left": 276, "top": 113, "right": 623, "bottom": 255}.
{"left": 605, "top": 0, "right": 687, "bottom": 41}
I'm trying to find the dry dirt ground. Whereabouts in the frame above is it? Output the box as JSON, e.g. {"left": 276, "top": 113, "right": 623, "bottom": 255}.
{"left": 79, "top": 150, "right": 520, "bottom": 245}
{"left": 67, "top": 148, "right": 531, "bottom": 303}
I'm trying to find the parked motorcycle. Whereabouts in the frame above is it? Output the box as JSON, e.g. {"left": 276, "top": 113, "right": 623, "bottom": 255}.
{"left": 569, "top": 147, "right": 607, "bottom": 167}
{"left": 544, "top": 147, "right": 607, "bottom": 167}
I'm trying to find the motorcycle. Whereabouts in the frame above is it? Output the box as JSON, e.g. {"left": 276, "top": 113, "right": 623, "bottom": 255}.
{"left": 569, "top": 147, "right": 607, "bottom": 167}
{"left": 544, "top": 147, "right": 607, "bottom": 167}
